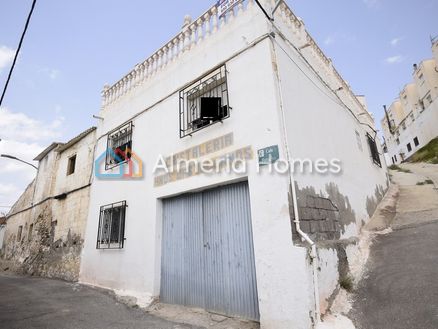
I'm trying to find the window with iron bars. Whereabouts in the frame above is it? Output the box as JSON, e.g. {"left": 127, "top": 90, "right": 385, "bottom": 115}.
{"left": 96, "top": 201, "right": 127, "bottom": 249}
{"left": 179, "top": 65, "right": 230, "bottom": 138}
{"left": 366, "top": 133, "right": 382, "bottom": 167}
{"left": 106, "top": 122, "right": 133, "bottom": 169}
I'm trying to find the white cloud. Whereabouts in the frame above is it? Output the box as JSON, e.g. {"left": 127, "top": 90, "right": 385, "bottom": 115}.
{"left": 363, "top": 0, "right": 380, "bottom": 8}
{"left": 0, "top": 183, "right": 22, "bottom": 209}
{"left": 0, "top": 45, "right": 15, "bottom": 72}
{"left": 0, "top": 139, "right": 43, "bottom": 172}
{"left": 390, "top": 37, "right": 403, "bottom": 47}
{"left": 324, "top": 36, "right": 335, "bottom": 46}
{"left": 0, "top": 107, "right": 65, "bottom": 208}
{"left": 38, "top": 67, "right": 60, "bottom": 80}
{"left": 385, "top": 55, "right": 404, "bottom": 64}
{"left": 323, "top": 33, "right": 356, "bottom": 47}
{"left": 0, "top": 107, "right": 64, "bottom": 142}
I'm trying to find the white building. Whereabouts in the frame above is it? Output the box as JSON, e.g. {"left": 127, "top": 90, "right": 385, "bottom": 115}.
{"left": 79, "top": 1, "right": 388, "bottom": 328}
{"left": 382, "top": 37, "right": 438, "bottom": 164}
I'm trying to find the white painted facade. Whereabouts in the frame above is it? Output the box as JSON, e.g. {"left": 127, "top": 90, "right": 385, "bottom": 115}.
{"left": 79, "top": 1, "right": 388, "bottom": 328}
{"left": 382, "top": 39, "right": 438, "bottom": 164}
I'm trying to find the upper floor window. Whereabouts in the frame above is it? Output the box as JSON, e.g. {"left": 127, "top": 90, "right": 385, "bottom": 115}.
{"left": 179, "top": 65, "right": 230, "bottom": 138}
{"left": 67, "top": 154, "right": 76, "bottom": 175}
{"left": 96, "top": 201, "right": 127, "bottom": 249}
{"left": 106, "top": 122, "right": 133, "bottom": 169}
{"left": 407, "top": 143, "right": 412, "bottom": 152}
{"left": 414, "top": 137, "right": 419, "bottom": 147}
{"left": 366, "top": 133, "right": 381, "bottom": 167}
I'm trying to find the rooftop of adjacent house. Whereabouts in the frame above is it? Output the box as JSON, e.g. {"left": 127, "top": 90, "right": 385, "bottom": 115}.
{"left": 57, "top": 127, "right": 96, "bottom": 153}
{"left": 33, "top": 127, "right": 97, "bottom": 161}
{"left": 33, "top": 142, "right": 62, "bottom": 161}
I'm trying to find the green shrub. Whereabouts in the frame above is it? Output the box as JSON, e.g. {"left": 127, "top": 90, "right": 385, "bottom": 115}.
{"left": 410, "top": 138, "right": 438, "bottom": 163}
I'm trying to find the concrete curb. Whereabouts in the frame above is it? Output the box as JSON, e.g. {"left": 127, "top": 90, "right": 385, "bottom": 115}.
{"left": 364, "top": 184, "right": 400, "bottom": 232}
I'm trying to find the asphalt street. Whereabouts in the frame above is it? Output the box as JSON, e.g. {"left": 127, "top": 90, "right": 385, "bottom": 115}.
{"left": 0, "top": 273, "right": 199, "bottom": 329}
{"left": 351, "top": 164, "right": 438, "bottom": 329}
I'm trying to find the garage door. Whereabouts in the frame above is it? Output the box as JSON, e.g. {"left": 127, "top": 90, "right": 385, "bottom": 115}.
{"left": 161, "top": 182, "right": 259, "bottom": 321}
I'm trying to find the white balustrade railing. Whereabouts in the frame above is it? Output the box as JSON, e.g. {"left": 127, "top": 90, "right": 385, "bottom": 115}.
{"left": 101, "top": 0, "right": 259, "bottom": 107}
{"left": 102, "top": 0, "right": 369, "bottom": 118}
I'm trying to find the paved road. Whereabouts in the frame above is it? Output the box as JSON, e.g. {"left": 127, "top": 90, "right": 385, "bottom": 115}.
{"left": 351, "top": 220, "right": 438, "bottom": 329}
{"left": 0, "top": 273, "right": 199, "bottom": 329}
{"left": 351, "top": 163, "right": 438, "bottom": 329}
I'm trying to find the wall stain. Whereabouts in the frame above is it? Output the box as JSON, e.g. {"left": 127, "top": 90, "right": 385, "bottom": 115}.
{"left": 1, "top": 206, "right": 83, "bottom": 282}
{"left": 366, "top": 185, "right": 386, "bottom": 218}
{"left": 289, "top": 182, "right": 356, "bottom": 243}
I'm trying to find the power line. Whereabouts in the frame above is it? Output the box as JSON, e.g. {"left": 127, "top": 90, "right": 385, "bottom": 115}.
{"left": 0, "top": 0, "right": 37, "bottom": 108}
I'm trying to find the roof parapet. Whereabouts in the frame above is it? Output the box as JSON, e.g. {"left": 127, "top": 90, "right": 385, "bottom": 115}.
{"left": 101, "top": 0, "right": 371, "bottom": 119}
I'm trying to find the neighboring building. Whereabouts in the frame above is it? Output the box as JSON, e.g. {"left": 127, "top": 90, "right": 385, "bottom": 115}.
{"left": 0, "top": 216, "right": 6, "bottom": 250}
{"left": 0, "top": 127, "right": 96, "bottom": 281}
{"left": 79, "top": 1, "right": 388, "bottom": 328}
{"left": 382, "top": 37, "right": 438, "bottom": 164}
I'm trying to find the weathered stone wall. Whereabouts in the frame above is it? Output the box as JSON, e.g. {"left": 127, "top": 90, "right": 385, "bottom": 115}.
{"left": 0, "top": 199, "right": 85, "bottom": 281}
{"left": 1, "top": 129, "right": 95, "bottom": 282}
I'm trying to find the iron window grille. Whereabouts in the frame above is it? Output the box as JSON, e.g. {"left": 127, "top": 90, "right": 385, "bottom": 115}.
{"left": 366, "top": 133, "right": 382, "bottom": 167}
{"left": 179, "top": 65, "right": 230, "bottom": 138}
{"left": 106, "top": 122, "right": 133, "bottom": 169}
{"left": 96, "top": 201, "right": 127, "bottom": 249}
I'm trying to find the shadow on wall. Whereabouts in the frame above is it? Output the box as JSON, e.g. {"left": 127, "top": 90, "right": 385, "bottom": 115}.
{"left": 366, "top": 185, "right": 386, "bottom": 218}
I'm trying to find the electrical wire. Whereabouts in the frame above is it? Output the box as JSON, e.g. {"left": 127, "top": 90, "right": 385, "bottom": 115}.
{"left": 0, "top": 0, "right": 37, "bottom": 108}
{"left": 273, "top": 35, "right": 381, "bottom": 147}
{"left": 259, "top": 11, "right": 378, "bottom": 135}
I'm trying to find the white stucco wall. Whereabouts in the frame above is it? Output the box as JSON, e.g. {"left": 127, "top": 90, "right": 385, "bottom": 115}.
{"left": 80, "top": 4, "right": 315, "bottom": 328}
{"left": 270, "top": 13, "right": 389, "bottom": 310}
{"left": 386, "top": 100, "right": 438, "bottom": 163}
{"left": 272, "top": 32, "right": 388, "bottom": 236}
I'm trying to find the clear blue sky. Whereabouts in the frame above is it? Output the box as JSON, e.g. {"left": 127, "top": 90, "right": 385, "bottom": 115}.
{"left": 0, "top": 0, "right": 437, "bottom": 208}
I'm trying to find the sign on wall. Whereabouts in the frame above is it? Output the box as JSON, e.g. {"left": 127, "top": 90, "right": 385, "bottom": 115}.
{"left": 258, "top": 145, "right": 279, "bottom": 166}
{"left": 217, "top": 0, "right": 244, "bottom": 18}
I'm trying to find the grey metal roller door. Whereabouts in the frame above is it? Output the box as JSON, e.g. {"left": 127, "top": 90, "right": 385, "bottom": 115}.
{"left": 161, "top": 182, "right": 259, "bottom": 321}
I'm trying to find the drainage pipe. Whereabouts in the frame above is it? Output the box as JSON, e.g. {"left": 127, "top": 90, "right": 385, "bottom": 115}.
{"left": 269, "top": 32, "right": 321, "bottom": 325}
